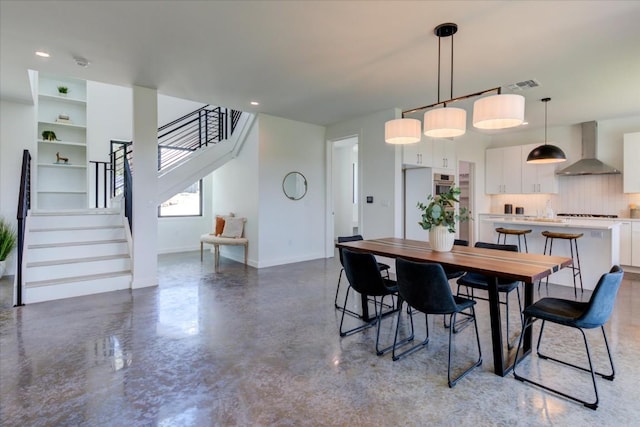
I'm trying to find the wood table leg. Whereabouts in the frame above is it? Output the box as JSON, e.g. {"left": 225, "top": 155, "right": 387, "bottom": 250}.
{"left": 200, "top": 242, "right": 203, "bottom": 262}
{"left": 214, "top": 245, "right": 220, "bottom": 272}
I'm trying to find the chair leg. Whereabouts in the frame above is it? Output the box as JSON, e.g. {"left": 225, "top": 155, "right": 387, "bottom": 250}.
{"left": 573, "top": 239, "right": 584, "bottom": 294}
{"left": 392, "top": 307, "right": 428, "bottom": 361}
{"left": 339, "top": 286, "right": 376, "bottom": 337}
{"left": 448, "top": 307, "right": 483, "bottom": 388}
{"left": 334, "top": 269, "right": 344, "bottom": 309}
{"left": 514, "top": 318, "right": 613, "bottom": 410}
{"left": 200, "top": 242, "right": 204, "bottom": 262}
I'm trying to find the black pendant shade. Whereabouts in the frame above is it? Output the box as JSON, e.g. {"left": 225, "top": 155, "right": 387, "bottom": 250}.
{"left": 526, "top": 97, "right": 567, "bottom": 164}
{"left": 526, "top": 144, "right": 567, "bottom": 164}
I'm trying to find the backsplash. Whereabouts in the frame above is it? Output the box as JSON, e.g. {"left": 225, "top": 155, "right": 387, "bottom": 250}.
{"left": 489, "top": 174, "right": 640, "bottom": 218}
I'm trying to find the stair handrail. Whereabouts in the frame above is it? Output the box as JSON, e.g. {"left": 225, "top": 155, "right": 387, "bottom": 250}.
{"left": 123, "top": 153, "right": 133, "bottom": 232}
{"left": 15, "top": 149, "right": 31, "bottom": 306}
{"left": 158, "top": 104, "right": 211, "bottom": 133}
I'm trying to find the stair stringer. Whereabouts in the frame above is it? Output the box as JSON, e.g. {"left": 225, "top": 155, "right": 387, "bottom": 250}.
{"left": 157, "top": 112, "right": 256, "bottom": 204}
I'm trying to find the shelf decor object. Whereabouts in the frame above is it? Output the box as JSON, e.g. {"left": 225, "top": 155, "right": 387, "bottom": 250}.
{"left": 56, "top": 113, "right": 72, "bottom": 124}
{"left": 42, "top": 130, "right": 58, "bottom": 141}
{"left": 526, "top": 98, "right": 567, "bottom": 164}
{"left": 385, "top": 22, "right": 525, "bottom": 144}
{"left": 57, "top": 85, "right": 68, "bottom": 97}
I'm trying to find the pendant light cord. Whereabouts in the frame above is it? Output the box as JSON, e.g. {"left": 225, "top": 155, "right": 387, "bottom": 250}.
{"left": 450, "top": 32, "right": 454, "bottom": 100}
{"left": 437, "top": 34, "right": 441, "bottom": 103}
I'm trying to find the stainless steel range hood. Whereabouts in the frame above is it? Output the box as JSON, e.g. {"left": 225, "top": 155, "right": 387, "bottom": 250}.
{"left": 556, "top": 121, "right": 621, "bottom": 176}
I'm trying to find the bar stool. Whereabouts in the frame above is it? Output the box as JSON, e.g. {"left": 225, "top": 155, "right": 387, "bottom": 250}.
{"left": 541, "top": 231, "right": 584, "bottom": 296}
{"left": 495, "top": 228, "right": 532, "bottom": 253}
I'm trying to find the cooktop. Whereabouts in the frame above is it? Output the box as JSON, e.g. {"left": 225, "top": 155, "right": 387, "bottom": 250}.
{"left": 556, "top": 213, "right": 618, "bottom": 218}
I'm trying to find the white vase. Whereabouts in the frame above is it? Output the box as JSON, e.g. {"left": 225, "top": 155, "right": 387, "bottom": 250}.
{"left": 0, "top": 260, "right": 5, "bottom": 278}
{"left": 429, "top": 225, "right": 455, "bottom": 252}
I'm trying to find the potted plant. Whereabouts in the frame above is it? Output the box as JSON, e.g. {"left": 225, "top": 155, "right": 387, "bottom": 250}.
{"left": 42, "top": 130, "right": 58, "bottom": 141}
{"left": 57, "top": 85, "right": 68, "bottom": 97}
{"left": 417, "top": 186, "right": 470, "bottom": 252}
{"left": 0, "top": 217, "right": 17, "bottom": 278}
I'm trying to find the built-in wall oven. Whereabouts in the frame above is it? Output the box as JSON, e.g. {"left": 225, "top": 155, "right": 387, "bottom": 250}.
{"left": 434, "top": 173, "right": 455, "bottom": 196}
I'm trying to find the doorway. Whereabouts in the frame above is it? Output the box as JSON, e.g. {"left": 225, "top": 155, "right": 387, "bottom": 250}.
{"left": 458, "top": 161, "right": 474, "bottom": 243}
{"left": 331, "top": 137, "right": 359, "bottom": 239}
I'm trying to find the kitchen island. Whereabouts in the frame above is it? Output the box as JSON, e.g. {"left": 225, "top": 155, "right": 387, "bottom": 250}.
{"left": 479, "top": 214, "right": 621, "bottom": 291}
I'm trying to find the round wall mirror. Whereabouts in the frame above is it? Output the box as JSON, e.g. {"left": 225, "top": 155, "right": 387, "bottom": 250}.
{"left": 283, "top": 172, "right": 307, "bottom": 200}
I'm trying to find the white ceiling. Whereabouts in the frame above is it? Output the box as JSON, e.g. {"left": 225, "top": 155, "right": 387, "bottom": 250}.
{"left": 1, "top": 1, "right": 639, "bottom": 134}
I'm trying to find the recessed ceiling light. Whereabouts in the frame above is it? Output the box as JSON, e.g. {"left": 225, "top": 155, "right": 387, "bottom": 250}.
{"left": 250, "top": 101, "right": 259, "bottom": 106}
{"left": 35, "top": 51, "right": 50, "bottom": 58}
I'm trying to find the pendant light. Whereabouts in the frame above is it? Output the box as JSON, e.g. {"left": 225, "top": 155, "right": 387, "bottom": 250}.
{"left": 423, "top": 23, "right": 466, "bottom": 138}
{"left": 384, "top": 23, "right": 525, "bottom": 144}
{"left": 526, "top": 98, "right": 567, "bottom": 164}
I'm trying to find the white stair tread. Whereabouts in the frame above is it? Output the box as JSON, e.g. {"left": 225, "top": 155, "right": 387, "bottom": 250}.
{"left": 30, "top": 225, "right": 124, "bottom": 232}
{"left": 26, "top": 270, "right": 132, "bottom": 288}
{"left": 31, "top": 209, "right": 120, "bottom": 216}
{"left": 27, "top": 254, "right": 130, "bottom": 268}
{"left": 28, "top": 239, "right": 127, "bottom": 249}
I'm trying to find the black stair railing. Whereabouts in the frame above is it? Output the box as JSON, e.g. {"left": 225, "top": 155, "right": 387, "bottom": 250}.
{"left": 15, "top": 149, "right": 31, "bottom": 307}
{"left": 89, "top": 161, "right": 110, "bottom": 208}
{"left": 157, "top": 105, "right": 242, "bottom": 172}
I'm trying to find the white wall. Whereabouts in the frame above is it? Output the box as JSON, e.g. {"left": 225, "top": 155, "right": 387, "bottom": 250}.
{"left": 0, "top": 100, "right": 36, "bottom": 275}
{"left": 326, "top": 109, "right": 402, "bottom": 240}
{"left": 257, "top": 114, "right": 326, "bottom": 267}
{"left": 210, "top": 119, "right": 259, "bottom": 265}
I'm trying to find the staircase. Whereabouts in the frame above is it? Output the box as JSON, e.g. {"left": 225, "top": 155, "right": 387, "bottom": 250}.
{"left": 15, "top": 104, "right": 252, "bottom": 305}
{"left": 22, "top": 209, "right": 132, "bottom": 304}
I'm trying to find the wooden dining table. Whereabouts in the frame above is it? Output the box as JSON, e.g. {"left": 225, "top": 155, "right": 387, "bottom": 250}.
{"left": 335, "top": 237, "right": 573, "bottom": 377}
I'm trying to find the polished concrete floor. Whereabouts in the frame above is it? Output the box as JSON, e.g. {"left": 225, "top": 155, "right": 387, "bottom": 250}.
{"left": 1, "top": 252, "right": 639, "bottom": 426}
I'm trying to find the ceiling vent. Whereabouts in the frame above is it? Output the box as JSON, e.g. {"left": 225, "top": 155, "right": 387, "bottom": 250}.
{"left": 506, "top": 79, "right": 541, "bottom": 91}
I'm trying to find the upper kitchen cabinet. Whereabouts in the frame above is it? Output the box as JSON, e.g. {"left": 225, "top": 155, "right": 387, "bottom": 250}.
{"left": 402, "top": 139, "right": 432, "bottom": 168}
{"left": 36, "top": 74, "right": 88, "bottom": 210}
{"left": 520, "top": 143, "right": 559, "bottom": 194}
{"left": 485, "top": 146, "right": 521, "bottom": 194}
{"left": 431, "top": 139, "right": 456, "bottom": 173}
{"left": 624, "top": 132, "right": 640, "bottom": 193}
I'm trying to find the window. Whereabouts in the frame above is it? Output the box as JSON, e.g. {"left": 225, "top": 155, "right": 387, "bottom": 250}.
{"left": 159, "top": 180, "right": 202, "bottom": 217}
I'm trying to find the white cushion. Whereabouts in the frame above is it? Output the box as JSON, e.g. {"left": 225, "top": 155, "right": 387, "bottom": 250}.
{"left": 221, "top": 217, "right": 245, "bottom": 238}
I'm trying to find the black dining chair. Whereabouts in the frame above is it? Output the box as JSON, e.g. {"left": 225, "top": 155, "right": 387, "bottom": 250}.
{"left": 513, "top": 265, "right": 624, "bottom": 410}
{"left": 442, "top": 239, "right": 468, "bottom": 329}
{"left": 456, "top": 242, "right": 522, "bottom": 348}
{"left": 393, "top": 258, "right": 482, "bottom": 388}
{"left": 340, "top": 249, "right": 411, "bottom": 356}
{"left": 335, "top": 235, "right": 391, "bottom": 318}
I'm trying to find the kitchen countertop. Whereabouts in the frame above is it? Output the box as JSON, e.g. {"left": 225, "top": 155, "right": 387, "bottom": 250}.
{"left": 481, "top": 213, "right": 640, "bottom": 222}
{"left": 480, "top": 214, "right": 622, "bottom": 230}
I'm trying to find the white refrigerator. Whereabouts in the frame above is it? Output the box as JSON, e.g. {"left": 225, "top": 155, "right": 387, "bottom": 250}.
{"left": 404, "top": 167, "right": 433, "bottom": 241}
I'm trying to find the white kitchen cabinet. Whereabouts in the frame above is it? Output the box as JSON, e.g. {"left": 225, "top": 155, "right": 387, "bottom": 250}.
{"left": 521, "top": 143, "right": 559, "bottom": 194}
{"left": 403, "top": 139, "right": 432, "bottom": 167}
{"left": 632, "top": 222, "right": 640, "bottom": 267}
{"left": 431, "top": 139, "right": 456, "bottom": 172}
{"left": 485, "top": 146, "right": 521, "bottom": 194}
{"left": 620, "top": 221, "right": 632, "bottom": 265}
{"left": 37, "top": 75, "right": 87, "bottom": 210}
{"left": 623, "top": 132, "right": 640, "bottom": 193}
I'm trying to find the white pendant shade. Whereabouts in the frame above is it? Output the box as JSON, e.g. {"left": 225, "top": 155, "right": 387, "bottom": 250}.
{"left": 423, "top": 107, "right": 466, "bottom": 138}
{"left": 385, "top": 118, "right": 421, "bottom": 144}
{"left": 472, "top": 94, "right": 525, "bottom": 130}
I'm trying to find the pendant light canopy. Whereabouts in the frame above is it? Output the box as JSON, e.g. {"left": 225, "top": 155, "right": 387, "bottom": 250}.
{"left": 526, "top": 98, "right": 567, "bottom": 164}
{"left": 385, "top": 23, "right": 525, "bottom": 144}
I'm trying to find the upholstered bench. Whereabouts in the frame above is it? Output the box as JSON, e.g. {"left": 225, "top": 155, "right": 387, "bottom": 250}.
{"left": 200, "top": 234, "right": 248, "bottom": 272}
{"left": 201, "top": 214, "right": 248, "bottom": 272}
